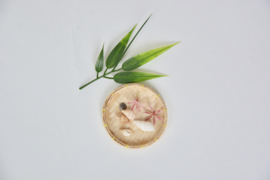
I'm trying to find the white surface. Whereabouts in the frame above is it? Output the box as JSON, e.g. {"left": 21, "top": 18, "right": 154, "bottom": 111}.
{"left": 0, "top": 0, "right": 270, "bottom": 179}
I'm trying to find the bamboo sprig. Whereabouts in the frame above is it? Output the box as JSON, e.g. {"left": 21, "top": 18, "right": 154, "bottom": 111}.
{"left": 79, "top": 14, "right": 180, "bottom": 90}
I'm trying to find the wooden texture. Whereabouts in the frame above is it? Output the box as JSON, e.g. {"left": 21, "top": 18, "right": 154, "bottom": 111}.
{"left": 102, "top": 83, "right": 168, "bottom": 149}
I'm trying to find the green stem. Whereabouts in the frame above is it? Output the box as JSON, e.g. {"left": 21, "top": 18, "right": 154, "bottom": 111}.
{"left": 79, "top": 68, "right": 123, "bottom": 90}
{"left": 112, "top": 68, "right": 122, "bottom": 73}
{"left": 103, "top": 68, "right": 108, "bottom": 75}
{"left": 79, "top": 77, "right": 101, "bottom": 90}
{"left": 96, "top": 72, "right": 98, "bottom": 78}
{"left": 104, "top": 76, "right": 113, "bottom": 79}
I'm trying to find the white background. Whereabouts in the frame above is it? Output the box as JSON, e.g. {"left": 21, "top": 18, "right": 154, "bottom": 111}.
{"left": 0, "top": 0, "right": 270, "bottom": 179}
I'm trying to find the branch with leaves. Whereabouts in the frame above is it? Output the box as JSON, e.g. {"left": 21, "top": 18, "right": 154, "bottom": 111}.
{"left": 79, "top": 15, "right": 180, "bottom": 90}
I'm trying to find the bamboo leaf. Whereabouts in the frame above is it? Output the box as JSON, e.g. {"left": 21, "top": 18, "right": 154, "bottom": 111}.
{"left": 122, "top": 42, "right": 180, "bottom": 71}
{"left": 114, "top": 72, "right": 167, "bottom": 83}
{"left": 95, "top": 43, "right": 104, "bottom": 73}
{"left": 106, "top": 24, "right": 137, "bottom": 69}
{"left": 111, "top": 14, "right": 152, "bottom": 71}
{"left": 119, "top": 14, "right": 152, "bottom": 62}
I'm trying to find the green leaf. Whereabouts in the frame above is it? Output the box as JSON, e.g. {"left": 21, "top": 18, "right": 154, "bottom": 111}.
{"left": 122, "top": 42, "right": 180, "bottom": 71}
{"left": 111, "top": 14, "right": 152, "bottom": 71}
{"left": 106, "top": 24, "right": 137, "bottom": 69}
{"left": 95, "top": 43, "right": 104, "bottom": 73}
{"left": 120, "top": 15, "right": 152, "bottom": 61}
{"left": 114, "top": 72, "right": 167, "bottom": 83}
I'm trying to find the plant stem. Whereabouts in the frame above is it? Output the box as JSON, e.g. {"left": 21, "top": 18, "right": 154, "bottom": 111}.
{"left": 96, "top": 72, "right": 98, "bottom": 78}
{"left": 112, "top": 68, "right": 122, "bottom": 73}
{"left": 104, "top": 76, "right": 113, "bottom": 79}
{"left": 103, "top": 68, "right": 108, "bottom": 75}
{"left": 79, "top": 77, "right": 101, "bottom": 90}
{"left": 79, "top": 68, "right": 123, "bottom": 90}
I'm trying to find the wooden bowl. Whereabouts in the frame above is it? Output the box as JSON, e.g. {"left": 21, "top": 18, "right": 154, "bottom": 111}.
{"left": 102, "top": 83, "right": 168, "bottom": 149}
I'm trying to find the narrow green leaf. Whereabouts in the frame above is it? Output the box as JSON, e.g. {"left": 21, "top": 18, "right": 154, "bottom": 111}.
{"left": 120, "top": 15, "right": 152, "bottom": 61}
{"left": 122, "top": 42, "right": 180, "bottom": 71}
{"left": 112, "top": 14, "right": 152, "bottom": 71}
{"left": 95, "top": 43, "right": 104, "bottom": 73}
{"left": 114, "top": 72, "right": 167, "bottom": 83}
{"left": 106, "top": 24, "right": 137, "bottom": 69}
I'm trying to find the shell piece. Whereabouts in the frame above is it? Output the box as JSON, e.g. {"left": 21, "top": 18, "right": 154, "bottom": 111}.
{"left": 133, "top": 120, "right": 155, "bottom": 131}
{"left": 120, "top": 114, "right": 129, "bottom": 123}
{"left": 122, "top": 109, "right": 135, "bottom": 121}
{"left": 120, "top": 129, "right": 132, "bottom": 136}
{"left": 117, "top": 114, "right": 129, "bottom": 124}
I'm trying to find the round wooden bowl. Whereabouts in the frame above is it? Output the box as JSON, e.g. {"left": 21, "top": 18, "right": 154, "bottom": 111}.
{"left": 102, "top": 83, "right": 168, "bottom": 149}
